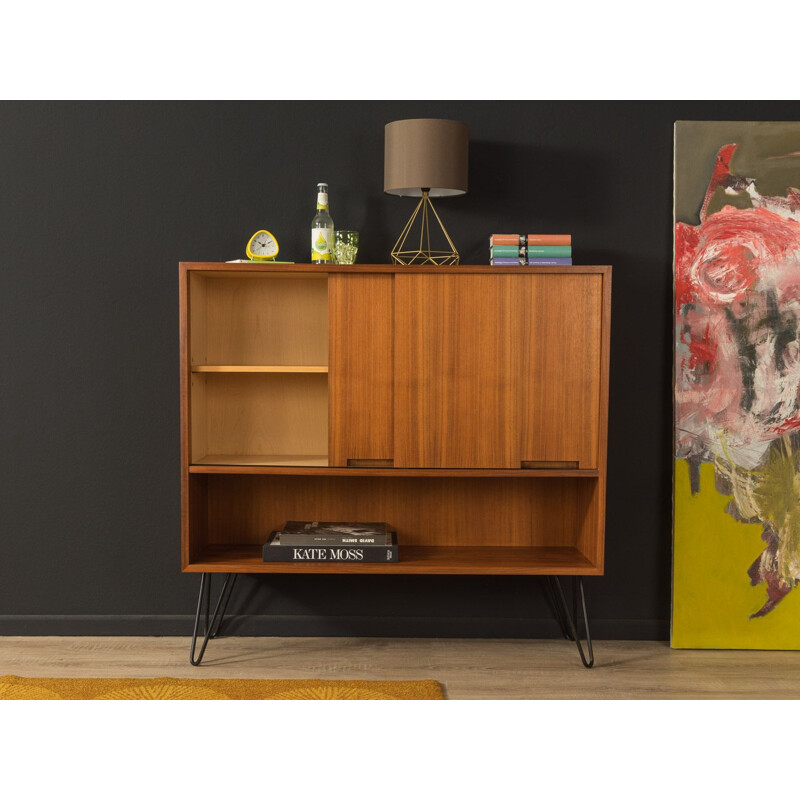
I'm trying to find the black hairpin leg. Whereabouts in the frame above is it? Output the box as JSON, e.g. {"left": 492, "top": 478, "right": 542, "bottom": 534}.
{"left": 549, "top": 576, "right": 594, "bottom": 668}
{"left": 545, "top": 576, "right": 572, "bottom": 640}
{"left": 189, "top": 573, "right": 238, "bottom": 666}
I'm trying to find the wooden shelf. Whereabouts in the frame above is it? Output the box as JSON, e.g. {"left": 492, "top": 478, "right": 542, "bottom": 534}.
{"left": 189, "top": 462, "right": 598, "bottom": 477}
{"left": 185, "top": 544, "right": 600, "bottom": 575}
{"left": 191, "top": 365, "right": 328, "bottom": 373}
{"left": 193, "top": 454, "right": 328, "bottom": 467}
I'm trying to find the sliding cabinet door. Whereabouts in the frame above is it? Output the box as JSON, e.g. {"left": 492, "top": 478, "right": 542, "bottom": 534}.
{"left": 331, "top": 271, "right": 604, "bottom": 472}
{"left": 394, "top": 274, "right": 525, "bottom": 468}
{"left": 521, "top": 274, "right": 603, "bottom": 469}
{"left": 328, "top": 274, "right": 394, "bottom": 466}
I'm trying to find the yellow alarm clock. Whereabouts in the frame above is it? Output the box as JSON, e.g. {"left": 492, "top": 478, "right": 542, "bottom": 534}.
{"left": 246, "top": 230, "right": 280, "bottom": 261}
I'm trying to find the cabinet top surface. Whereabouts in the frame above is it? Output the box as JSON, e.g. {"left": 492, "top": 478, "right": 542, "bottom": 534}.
{"left": 180, "top": 262, "right": 612, "bottom": 275}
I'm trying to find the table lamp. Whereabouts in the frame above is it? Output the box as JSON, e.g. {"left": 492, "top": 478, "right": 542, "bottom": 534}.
{"left": 384, "top": 118, "right": 469, "bottom": 265}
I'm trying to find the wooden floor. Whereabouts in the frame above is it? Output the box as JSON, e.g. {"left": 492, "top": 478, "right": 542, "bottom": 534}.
{"left": 1, "top": 637, "right": 799, "bottom": 698}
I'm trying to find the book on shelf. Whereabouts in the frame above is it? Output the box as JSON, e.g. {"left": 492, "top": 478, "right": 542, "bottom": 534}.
{"left": 262, "top": 530, "right": 399, "bottom": 562}
{"left": 490, "top": 245, "right": 575, "bottom": 258}
{"left": 283, "top": 521, "right": 389, "bottom": 532}
{"left": 490, "top": 245, "right": 527, "bottom": 258}
{"left": 489, "top": 234, "right": 572, "bottom": 247}
{"left": 280, "top": 521, "right": 389, "bottom": 545}
{"left": 527, "top": 245, "right": 572, "bottom": 257}
{"left": 526, "top": 234, "right": 571, "bottom": 246}
{"left": 490, "top": 257, "right": 574, "bottom": 266}
{"left": 490, "top": 257, "right": 526, "bottom": 266}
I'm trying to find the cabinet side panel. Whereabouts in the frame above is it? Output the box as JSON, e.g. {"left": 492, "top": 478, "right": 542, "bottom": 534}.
{"left": 329, "top": 274, "right": 394, "bottom": 466}
{"left": 394, "top": 274, "right": 522, "bottom": 468}
{"left": 185, "top": 474, "right": 208, "bottom": 567}
{"left": 586, "top": 269, "right": 611, "bottom": 572}
{"left": 188, "top": 273, "right": 209, "bottom": 461}
{"left": 521, "top": 274, "right": 603, "bottom": 469}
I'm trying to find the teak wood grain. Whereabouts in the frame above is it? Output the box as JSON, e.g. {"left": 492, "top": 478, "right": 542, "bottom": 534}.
{"left": 192, "top": 372, "right": 328, "bottom": 462}
{"left": 329, "top": 274, "right": 394, "bottom": 466}
{"left": 521, "top": 274, "right": 603, "bottom": 469}
{"left": 393, "top": 272, "right": 605, "bottom": 471}
{"left": 394, "top": 274, "right": 522, "bottom": 468}
{"left": 190, "top": 272, "right": 328, "bottom": 367}
{"left": 204, "top": 474, "right": 596, "bottom": 549}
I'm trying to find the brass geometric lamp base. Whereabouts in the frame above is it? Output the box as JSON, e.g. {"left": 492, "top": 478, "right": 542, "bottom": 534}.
{"left": 391, "top": 190, "right": 460, "bottom": 266}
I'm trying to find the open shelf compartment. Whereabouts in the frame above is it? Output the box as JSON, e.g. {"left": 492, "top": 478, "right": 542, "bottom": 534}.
{"left": 189, "top": 270, "right": 328, "bottom": 367}
{"left": 188, "top": 270, "right": 329, "bottom": 467}
{"left": 183, "top": 473, "right": 603, "bottom": 575}
{"left": 190, "top": 372, "right": 328, "bottom": 465}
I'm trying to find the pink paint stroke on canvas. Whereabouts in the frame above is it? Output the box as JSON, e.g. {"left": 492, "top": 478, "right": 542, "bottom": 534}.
{"left": 676, "top": 144, "right": 800, "bottom": 617}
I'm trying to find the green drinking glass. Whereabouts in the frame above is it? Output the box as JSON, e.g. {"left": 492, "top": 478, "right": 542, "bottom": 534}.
{"left": 334, "top": 230, "right": 359, "bottom": 265}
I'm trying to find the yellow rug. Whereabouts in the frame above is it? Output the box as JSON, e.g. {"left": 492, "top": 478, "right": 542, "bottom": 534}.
{"left": 0, "top": 675, "right": 444, "bottom": 700}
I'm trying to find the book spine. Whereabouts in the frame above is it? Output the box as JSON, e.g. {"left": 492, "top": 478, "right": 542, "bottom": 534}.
{"left": 279, "top": 533, "right": 388, "bottom": 546}
{"left": 490, "top": 257, "right": 526, "bottom": 266}
{"left": 263, "top": 544, "right": 399, "bottom": 563}
{"left": 527, "top": 258, "right": 573, "bottom": 265}
{"left": 490, "top": 245, "right": 526, "bottom": 257}
{"left": 527, "top": 245, "right": 572, "bottom": 257}
{"left": 526, "top": 234, "right": 571, "bottom": 246}
{"left": 490, "top": 234, "right": 524, "bottom": 246}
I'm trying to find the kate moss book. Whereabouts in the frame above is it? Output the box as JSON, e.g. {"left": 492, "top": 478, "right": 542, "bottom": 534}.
{"left": 262, "top": 531, "right": 399, "bottom": 562}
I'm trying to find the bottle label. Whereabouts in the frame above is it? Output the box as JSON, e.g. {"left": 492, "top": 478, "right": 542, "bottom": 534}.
{"left": 312, "top": 227, "right": 333, "bottom": 261}
{"left": 317, "top": 192, "right": 328, "bottom": 209}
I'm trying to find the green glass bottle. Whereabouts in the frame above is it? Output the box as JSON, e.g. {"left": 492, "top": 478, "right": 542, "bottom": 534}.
{"left": 311, "top": 183, "right": 334, "bottom": 264}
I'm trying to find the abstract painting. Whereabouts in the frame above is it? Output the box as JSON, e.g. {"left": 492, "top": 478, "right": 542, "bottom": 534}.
{"left": 673, "top": 121, "right": 800, "bottom": 649}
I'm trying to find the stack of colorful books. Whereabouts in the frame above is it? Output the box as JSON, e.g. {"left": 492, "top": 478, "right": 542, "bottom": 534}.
{"left": 489, "top": 234, "right": 573, "bottom": 266}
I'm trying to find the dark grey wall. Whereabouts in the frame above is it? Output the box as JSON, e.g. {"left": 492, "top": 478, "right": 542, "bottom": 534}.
{"left": 1, "top": 101, "right": 796, "bottom": 638}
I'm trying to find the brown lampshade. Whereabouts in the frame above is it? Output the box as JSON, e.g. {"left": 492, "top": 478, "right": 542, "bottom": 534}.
{"left": 384, "top": 118, "right": 468, "bottom": 197}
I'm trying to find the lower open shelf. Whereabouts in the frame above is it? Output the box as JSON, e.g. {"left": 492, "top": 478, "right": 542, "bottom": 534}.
{"left": 184, "top": 544, "right": 600, "bottom": 575}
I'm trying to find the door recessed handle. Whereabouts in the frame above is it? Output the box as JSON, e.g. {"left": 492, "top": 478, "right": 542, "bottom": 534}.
{"left": 521, "top": 460, "right": 580, "bottom": 469}
{"left": 347, "top": 459, "right": 394, "bottom": 468}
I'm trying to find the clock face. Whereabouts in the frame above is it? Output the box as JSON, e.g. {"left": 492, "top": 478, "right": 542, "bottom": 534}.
{"left": 248, "top": 230, "right": 279, "bottom": 259}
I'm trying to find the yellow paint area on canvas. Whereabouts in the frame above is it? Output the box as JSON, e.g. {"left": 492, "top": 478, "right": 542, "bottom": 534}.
{"left": 672, "top": 460, "right": 800, "bottom": 649}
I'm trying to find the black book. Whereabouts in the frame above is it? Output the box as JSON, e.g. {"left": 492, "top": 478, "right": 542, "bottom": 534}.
{"left": 283, "top": 521, "right": 388, "bottom": 533}
{"left": 262, "top": 531, "right": 399, "bottom": 563}
{"left": 279, "top": 521, "right": 391, "bottom": 546}
{"left": 279, "top": 533, "right": 388, "bottom": 545}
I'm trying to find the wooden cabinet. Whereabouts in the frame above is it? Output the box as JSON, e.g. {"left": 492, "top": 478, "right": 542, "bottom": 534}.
{"left": 180, "top": 263, "right": 611, "bottom": 576}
